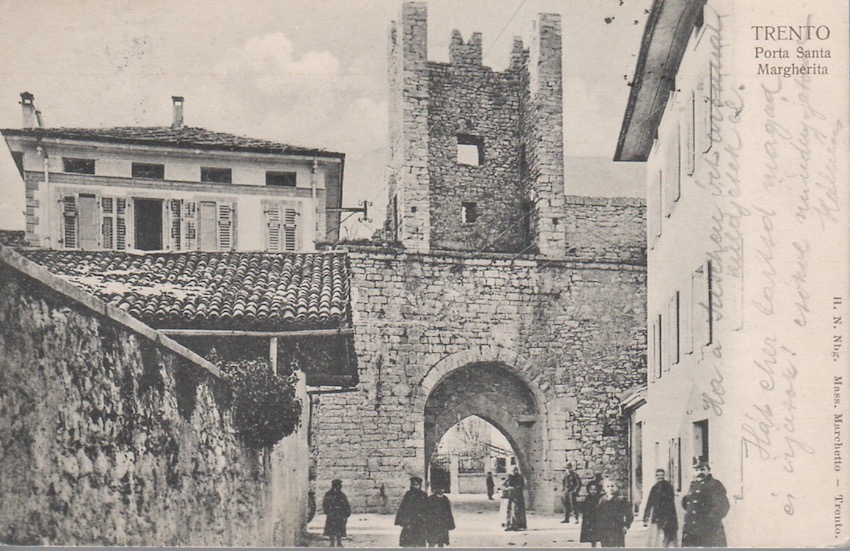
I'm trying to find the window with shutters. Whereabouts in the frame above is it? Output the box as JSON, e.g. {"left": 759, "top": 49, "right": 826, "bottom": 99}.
{"left": 265, "top": 201, "right": 300, "bottom": 251}
{"left": 184, "top": 201, "right": 198, "bottom": 251}
{"left": 170, "top": 199, "right": 182, "bottom": 251}
{"left": 692, "top": 262, "right": 713, "bottom": 347}
{"left": 656, "top": 313, "right": 663, "bottom": 379}
{"left": 218, "top": 203, "right": 234, "bottom": 251}
{"left": 193, "top": 200, "right": 235, "bottom": 251}
{"left": 664, "top": 130, "right": 681, "bottom": 217}
{"left": 682, "top": 92, "right": 696, "bottom": 178}
{"left": 62, "top": 195, "right": 77, "bottom": 248}
{"left": 649, "top": 169, "right": 662, "bottom": 248}
{"left": 668, "top": 292, "right": 680, "bottom": 366}
{"left": 101, "top": 196, "right": 128, "bottom": 250}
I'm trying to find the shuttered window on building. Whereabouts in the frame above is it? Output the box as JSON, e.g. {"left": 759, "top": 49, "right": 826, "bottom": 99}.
{"left": 218, "top": 202, "right": 235, "bottom": 251}
{"left": 62, "top": 195, "right": 77, "bottom": 249}
{"left": 101, "top": 196, "right": 128, "bottom": 250}
{"left": 265, "top": 201, "right": 300, "bottom": 252}
{"left": 170, "top": 199, "right": 182, "bottom": 251}
{"left": 183, "top": 201, "right": 198, "bottom": 251}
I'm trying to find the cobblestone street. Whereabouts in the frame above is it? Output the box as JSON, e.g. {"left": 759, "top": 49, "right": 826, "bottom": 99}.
{"left": 306, "top": 494, "right": 648, "bottom": 548}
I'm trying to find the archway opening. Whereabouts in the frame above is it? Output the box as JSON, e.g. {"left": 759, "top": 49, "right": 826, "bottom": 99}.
{"left": 429, "top": 415, "right": 517, "bottom": 495}
{"left": 423, "top": 362, "right": 543, "bottom": 509}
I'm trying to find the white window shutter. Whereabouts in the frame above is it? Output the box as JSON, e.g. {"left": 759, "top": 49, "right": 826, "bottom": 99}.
{"left": 116, "top": 198, "right": 128, "bottom": 250}
{"left": 101, "top": 196, "right": 114, "bottom": 249}
{"left": 265, "top": 201, "right": 282, "bottom": 252}
{"left": 283, "top": 202, "right": 299, "bottom": 251}
{"left": 183, "top": 201, "right": 197, "bottom": 251}
{"left": 169, "top": 199, "right": 182, "bottom": 251}
{"left": 62, "top": 195, "right": 78, "bottom": 249}
{"left": 218, "top": 202, "right": 234, "bottom": 251}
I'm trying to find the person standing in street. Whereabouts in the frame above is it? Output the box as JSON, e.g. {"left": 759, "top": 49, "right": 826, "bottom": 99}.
{"left": 486, "top": 472, "right": 495, "bottom": 500}
{"left": 395, "top": 476, "right": 429, "bottom": 547}
{"left": 562, "top": 462, "right": 582, "bottom": 524}
{"left": 681, "top": 459, "right": 730, "bottom": 547}
{"left": 425, "top": 486, "right": 455, "bottom": 547}
{"left": 322, "top": 479, "right": 351, "bottom": 547}
{"left": 594, "top": 478, "right": 633, "bottom": 547}
{"left": 580, "top": 480, "right": 602, "bottom": 547}
{"left": 643, "top": 468, "right": 678, "bottom": 547}
{"left": 504, "top": 467, "right": 527, "bottom": 531}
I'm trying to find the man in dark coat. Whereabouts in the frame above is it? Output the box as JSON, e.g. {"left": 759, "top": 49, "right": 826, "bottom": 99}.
{"left": 486, "top": 472, "right": 495, "bottom": 500}
{"left": 643, "top": 468, "right": 678, "bottom": 547}
{"left": 562, "top": 462, "right": 582, "bottom": 523}
{"left": 425, "top": 486, "right": 455, "bottom": 547}
{"left": 594, "top": 478, "right": 633, "bottom": 547}
{"left": 395, "top": 476, "right": 428, "bottom": 547}
{"left": 681, "top": 459, "right": 730, "bottom": 547}
{"left": 322, "top": 479, "right": 351, "bottom": 547}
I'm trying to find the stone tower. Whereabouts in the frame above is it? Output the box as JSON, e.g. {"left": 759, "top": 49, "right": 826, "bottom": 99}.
{"left": 386, "top": 2, "right": 567, "bottom": 258}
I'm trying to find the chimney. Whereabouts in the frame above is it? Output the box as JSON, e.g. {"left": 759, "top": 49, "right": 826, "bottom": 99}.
{"left": 171, "top": 96, "right": 184, "bottom": 129}
{"left": 20, "top": 92, "right": 38, "bottom": 128}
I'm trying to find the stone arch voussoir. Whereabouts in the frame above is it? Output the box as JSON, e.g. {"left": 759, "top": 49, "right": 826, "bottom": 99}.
{"left": 413, "top": 345, "right": 548, "bottom": 417}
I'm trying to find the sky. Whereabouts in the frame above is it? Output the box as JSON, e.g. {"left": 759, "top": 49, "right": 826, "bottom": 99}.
{"left": 0, "top": 0, "right": 650, "bottom": 237}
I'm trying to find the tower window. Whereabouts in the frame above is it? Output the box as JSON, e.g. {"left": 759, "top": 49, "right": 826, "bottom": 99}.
{"left": 461, "top": 202, "right": 478, "bottom": 224}
{"left": 457, "top": 134, "right": 484, "bottom": 166}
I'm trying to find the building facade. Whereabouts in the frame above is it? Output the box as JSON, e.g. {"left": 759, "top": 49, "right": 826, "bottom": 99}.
{"left": 3, "top": 95, "right": 344, "bottom": 253}
{"left": 616, "top": 0, "right": 849, "bottom": 546}
{"left": 312, "top": 2, "right": 648, "bottom": 515}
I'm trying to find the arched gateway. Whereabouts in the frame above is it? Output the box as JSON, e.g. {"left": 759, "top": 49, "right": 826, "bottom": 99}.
{"left": 414, "top": 348, "right": 550, "bottom": 510}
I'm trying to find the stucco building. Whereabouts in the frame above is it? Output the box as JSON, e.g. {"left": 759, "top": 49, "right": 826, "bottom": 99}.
{"left": 616, "top": 0, "right": 848, "bottom": 546}
{"left": 3, "top": 94, "right": 344, "bottom": 253}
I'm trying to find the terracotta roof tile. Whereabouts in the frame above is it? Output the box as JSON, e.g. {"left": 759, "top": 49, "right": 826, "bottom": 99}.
{"left": 20, "top": 249, "right": 351, "bottom": 331}
{"left": 2, "top": 126, "right": 345, "bottom": 159}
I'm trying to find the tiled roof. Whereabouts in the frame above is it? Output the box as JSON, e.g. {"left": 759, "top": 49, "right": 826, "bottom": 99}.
{"left": 1, "top": 126, "right": 345, "bottom": 159}
{"left": 20, "top": 250, "right": 351, "bottom": 331}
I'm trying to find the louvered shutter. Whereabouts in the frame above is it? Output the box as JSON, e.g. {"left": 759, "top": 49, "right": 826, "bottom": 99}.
{"left": 170, "top": 199, "right": 182, "bottom": 251}
{"left": 102, "top": 196, "right": 115, "bottom": 249}
{"left": 217, "top": 202, "right": 234, "bottom": 251}
{"left": 183, "top": 201, "right": 198, "bottom": 251}
{"left": 283, "top": 206, "right": 298, "bottom": 251}
{"left": 265, "top": 202, "right": 282, "bottom": 252}
{"left": 116, "top": 198, "right": 127, "bottom": 250}
{"left": 682, "top": 91, "right": 695, "bottom": 177}
{"left": 62, "top": 195, "right": 77, "bottom": 249}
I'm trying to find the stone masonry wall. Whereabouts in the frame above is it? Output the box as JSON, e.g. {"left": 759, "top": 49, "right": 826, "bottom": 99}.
{"left": 0, "top": 248, "right": 307, "bottom": 546}
{"left": 427, "top": 58, "right": 524, "bottom": 252}
{"left": 312, "top": 248, "right": 646, "bottom": 514}
{"left": 563, "top": 195, "right": 646, "bottom": 264}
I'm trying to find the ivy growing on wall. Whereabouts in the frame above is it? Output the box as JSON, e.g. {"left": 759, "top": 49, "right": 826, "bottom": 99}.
{"left": 220, "top": 359, "right": 302, "bottom": 449}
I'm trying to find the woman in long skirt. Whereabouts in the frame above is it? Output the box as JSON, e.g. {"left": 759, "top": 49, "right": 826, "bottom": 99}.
{"left": 580, "top": 481, "right": 602, "bottom": 547}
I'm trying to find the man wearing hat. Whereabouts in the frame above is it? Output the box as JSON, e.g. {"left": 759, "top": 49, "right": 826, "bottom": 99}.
{"left": 395, "top": 476, "right": 428, "bottom": 547}
{"left": 681, "top": 458, "right": 730, "bottom": 547}
{"left": 322, "top": 479, "right": 351, "bottom": 547}
{"left": 562, "top": 462, "right": 582, "bottom": 523}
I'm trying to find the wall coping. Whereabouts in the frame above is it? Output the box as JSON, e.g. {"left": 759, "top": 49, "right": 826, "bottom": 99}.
{"left": 563, "top": 194, "right": 646, "bottom": 208}
{"left": 0, "top": 243, "right": 222, "bottom": 379}
{"left": 343, "top": 247, "right": 646, "bottom": 272}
